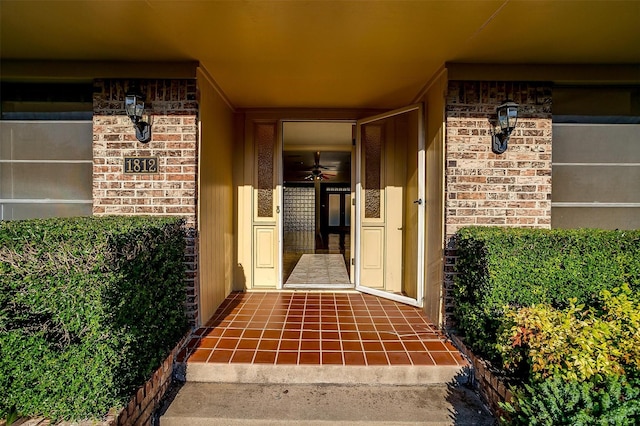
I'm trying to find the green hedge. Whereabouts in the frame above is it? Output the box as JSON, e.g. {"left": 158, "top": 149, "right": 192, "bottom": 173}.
{"left": 452, "top": 227, "right": 640, "bottom": 362}
{"left": 0, "top": 216, "right": 189, "bottom": 421}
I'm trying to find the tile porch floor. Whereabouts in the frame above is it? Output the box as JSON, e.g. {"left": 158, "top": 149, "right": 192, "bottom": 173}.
{"left": 178, "top": 291, "right": 468, "bottom": 367}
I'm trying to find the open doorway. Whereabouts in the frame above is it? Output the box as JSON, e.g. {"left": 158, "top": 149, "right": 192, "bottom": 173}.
{"left": 281, "top": 121, "right": 354, "bottom": 288}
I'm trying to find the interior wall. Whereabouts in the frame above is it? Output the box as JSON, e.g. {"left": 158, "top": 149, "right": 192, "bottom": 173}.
{"left": 197, "top": 68, "right": 236, "bottom": 325}
{"left": 421, "top": 69, "right": 447, "bottom": 327}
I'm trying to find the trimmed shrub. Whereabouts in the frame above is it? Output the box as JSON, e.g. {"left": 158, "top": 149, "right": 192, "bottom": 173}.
{"left": 0, "top": 216, "right": 189, "bottom": 421}
{"left": 497, "top": 285, "right": 640, "bottom": 382}
{"left": 452, "top": 227, "right": 640, "bottom": 361}
{"left": 501, "top": 375, "right": 640, "bottom": 426}
{"left": 496, "top": 286, "right": 640, "bottom": 424}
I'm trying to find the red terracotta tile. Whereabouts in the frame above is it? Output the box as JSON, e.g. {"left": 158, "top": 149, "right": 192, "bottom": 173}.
{"left": 343, "top": 352, "right": 366, "bottom": 365}
{"left": 208, "top": 349, "right": 233, "bottom": 363}
{"left": 379, "top": 332, "right": 400, "bottom": 341}
{"left": 287, "top": 315, "right": 304, "bottom": 322}
{"left": 444, "top": 341, "right": 459, "bottom": 352}
{"left": 387, "top": 352, "right": 412, "bottom": 365}
{"left": 282, "top": 330, "right": 301, "bottom": 340}
{"left": 430, "top": 351, "right": 458, "bottom": 366}
{"left": 242, "top": 329, "right": 263, "bottom": 339}
{"left": 279, "top": 340, "right": 300, "bottom": 351}
{"left": 342, "top": 341, "right": 363, "bottom": 351}
{"left": 262, "top": 329, "right": 282, "bottom": 339}
{"left": 276, "top": 352, "right": 299, "bottom": 365}
{"left": 175, "top": 348, "right": 188, "bottom": 362}
{"left": 322, "top": 331, "right": 340, "bottom": 340}
{"left": 258, "top": 340, "right": 279, "bottom": 350}
{"left": 188, "top": 349, "right": 212, "bottom": 363}
{"left": 203, "top": 328, "right": 225, "bottom": 338}
{"left": 300, "top": 340, "right": 320, "bottom": 351}
{"left": 403, "top": 341, "right": 426, "bottom": 351}
{"left": 216, "top": 338, "right": 240, "bottom": 350}
{"left": 302, "top": 331, "right": 320, "bottom": 340}
{"left": 340, "top": 331, "right": 360, "bottom": 340}
{"left": 222, "top": 329, "right": 243, "bottom": 338}
{"left": 375, "top": 324, "right": 395, "bottom": 332}
{"left": 409, "top": 352, "right": 435, "bottom": 365}
{"left": 365, "top": 352, "right": 388, "bottom": 365}
{"left": 357, "top": 324, "right": 376, "bottom": 332}
{"left": 198, "top": 337, "right": 219, "bottom": 349}
{"left": 254, "top": 351, "right": 277, "bottom": 364}
{"left": 340, "top": 323, "right": 358, "bottom": 331}
{"left": 322, "top": 352, "right": 343, "bottom": 365}
{"left": 321, "top": 323, "right": 339, "bottom": 330}
{"left": 237, "top": 339, "right": 259, "bottom": 350}
{"left": 423, "top": 341, "right": 448, "bottom": 351}
{"left": 231, "top": 350, "right": 255, "bottom": 363}
{"left": 284, "top": 323, "right": 302, "bottom": 330}
{"left": 451, "top": 352, "right": 469, "bottom": 366}
{"left": 362, "top": 341, "right": 384, "bottom": 352}
{"left": 299, "top": 352, "right": 321, "bottom": 365}
{"left": 321, "top": 340, "right": 342, "bottom": 351}
{"left": 359, "top": 332, "right": 380, "bottom": 341}
{"left": 382, "top": 341, "right": 405, "bottom": 352}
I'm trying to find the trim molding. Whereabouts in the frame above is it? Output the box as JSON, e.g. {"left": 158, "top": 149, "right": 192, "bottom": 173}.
{"left": 0, "top": 60, "right": 199, "bottom": 81}
{"left": 446, "top": 63, "right": 640, "bottom": 84}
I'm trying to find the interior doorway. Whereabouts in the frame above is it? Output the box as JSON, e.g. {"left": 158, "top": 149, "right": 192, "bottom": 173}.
{"left": 281, "top": 121, "right": 354, "bottom": 288}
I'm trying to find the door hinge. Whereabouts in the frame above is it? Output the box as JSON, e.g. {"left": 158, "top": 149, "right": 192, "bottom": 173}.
{"left": 351, "top": 258, "right": 355, "bottom": 265}
{"left": 352, "top": 198, "right": 355, "bottom": 206}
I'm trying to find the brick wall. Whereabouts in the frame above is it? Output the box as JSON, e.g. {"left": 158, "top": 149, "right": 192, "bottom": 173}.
{"left": 444, "top": 81, "right": 552, "bottom": 324}
{"left": 93, "top": 79, "right": 199, "bottom": 324}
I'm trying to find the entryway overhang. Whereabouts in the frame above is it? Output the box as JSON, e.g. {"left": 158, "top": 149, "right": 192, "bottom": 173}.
{"left": 2, "top": 1, "right": 639, "bottom": 109}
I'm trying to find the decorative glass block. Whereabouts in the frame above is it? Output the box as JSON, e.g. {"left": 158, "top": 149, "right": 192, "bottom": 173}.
{"left": 256, "top": 123, "right": 275, "bottom": 218}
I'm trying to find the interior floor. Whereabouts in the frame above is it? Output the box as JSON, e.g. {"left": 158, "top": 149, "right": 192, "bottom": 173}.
{"left": 285, "top": 254, "right": 351, "bottom": 288}
{"left": 283, "top": 232, "right": 351, "bottom": 286}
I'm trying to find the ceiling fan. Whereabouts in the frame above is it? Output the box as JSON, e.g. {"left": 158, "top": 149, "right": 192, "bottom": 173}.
{"left": 304, "top": 151, "right": 335, "bottom": 181}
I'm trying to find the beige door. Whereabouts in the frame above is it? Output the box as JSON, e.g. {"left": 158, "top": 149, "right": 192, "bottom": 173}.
{"left": 355, "top": 105, "right": 424, "bottom": 307}
{"left": 249, "top": 120, "right": 282, "bottom": 288}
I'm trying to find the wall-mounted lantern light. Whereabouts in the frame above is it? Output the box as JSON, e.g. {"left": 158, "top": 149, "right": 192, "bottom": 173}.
{"left": 492, "top": 100, "right": 518, "bottom": 154}
{"left": 125, "top": 87, "right": 151, "bottom": 143}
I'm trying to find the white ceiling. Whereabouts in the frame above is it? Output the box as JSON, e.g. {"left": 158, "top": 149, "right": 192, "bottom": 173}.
{"left": 1, "top": 1, "right": 639, "bottom": 109}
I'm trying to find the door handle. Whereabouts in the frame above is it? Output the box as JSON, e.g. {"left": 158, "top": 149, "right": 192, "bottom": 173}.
{"left": 413, "top": 199, "right": 423, "bottom": 205}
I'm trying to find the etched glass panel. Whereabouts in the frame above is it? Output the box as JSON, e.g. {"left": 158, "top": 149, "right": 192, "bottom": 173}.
{"left": 256, "top": 123, "right": 275, "bottom": 218}
{"left": 363, "top": 124, "right": 382, "bottom": 218}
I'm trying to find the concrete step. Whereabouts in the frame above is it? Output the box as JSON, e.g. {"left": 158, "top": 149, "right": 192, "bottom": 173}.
{"left": 179, "top": 363, "right": 468, "bottom": 385}
{"left": 159, "top": 382, "right": 494, "bottom": 425}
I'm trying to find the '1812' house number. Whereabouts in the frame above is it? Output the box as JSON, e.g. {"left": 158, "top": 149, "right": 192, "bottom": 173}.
{"left": 123, "top": 157, "right": 159, "bottom": 174}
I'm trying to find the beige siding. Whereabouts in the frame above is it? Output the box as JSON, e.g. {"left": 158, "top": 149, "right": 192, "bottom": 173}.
{"left": 421, "top": 70, "right": 447, "bottom": 327}
{"left": 197, "top": 68, "right": 236, "bottom": 324}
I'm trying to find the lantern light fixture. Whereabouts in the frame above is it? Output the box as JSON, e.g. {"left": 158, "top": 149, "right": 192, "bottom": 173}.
{"left": 492, "top": 100, "right": 518, "bottom": 154}
{"left": 125, "top": 87, "right": 151, "bottom": 143}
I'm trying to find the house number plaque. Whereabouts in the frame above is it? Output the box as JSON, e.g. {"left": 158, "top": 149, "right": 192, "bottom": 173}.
{"left": 123, "top": 157, "right": 158, "bottom": 174}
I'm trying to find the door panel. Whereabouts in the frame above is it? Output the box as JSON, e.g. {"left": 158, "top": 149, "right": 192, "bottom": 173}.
{"left": 355, "top": 104, "right": 424, "bottom": 307}
{"left": 361, "top": 227, "right": 385, "bottom": 288}
{"left": 251, "top": 121, "right": 281, "bottom": 288}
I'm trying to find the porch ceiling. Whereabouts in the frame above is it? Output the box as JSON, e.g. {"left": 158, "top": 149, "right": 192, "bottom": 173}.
{"left": 1, "top": 1, "right": 639, "bottom": 109}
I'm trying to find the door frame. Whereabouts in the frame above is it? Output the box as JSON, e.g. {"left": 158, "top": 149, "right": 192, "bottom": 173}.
{"left": 277, "top": 119, "right": 357, "bottom": 289}
{"left": 354, "top": 103, "right": 425, "bottom": 307}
